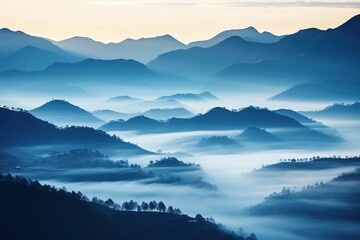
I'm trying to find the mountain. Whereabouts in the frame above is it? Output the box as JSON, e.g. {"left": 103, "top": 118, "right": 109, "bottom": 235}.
{"left": 54, "top": 34, "right": 185, "bottom": 63}
{"left": 100, "top": 107, "right": 341, "bottom": 145}
{"left": 142, "top": 108, "right": 194, "bottom": 120}
{"left": 93, "top": 108, "right": 194, "bottom": 121}
{"left": 148, "top": 36, "right": 270, "bottom": 80}
{"left": 124, "top": 99, "right": 189, "bottom": 112}
{"left": 157, "top": 92, "right": 219, "bottom": 102}
{"left": 0, "top": 46, "right": 74, "bottom": 72}
{"left": 246, "top": 169, "right": 360, "bottom": 240}
{"left": 157, "top": 93, "right": 205, "bottom": 102}
{"left": 0, "top": 28, "right": 68, "bottom": 57}
{"left": 0, "top": 174, "right": 245, "bottom": 240}
{"left": 149, "top": 15, "right": 360, "bottom": 98}
{"left": 106, "top": 95, "right": 143, "bottom": 103}
{"left": 0, "top": 28, "right": 81, "bottom": 71}
{"left": 92, "top": 110, "right": 130, "bottom": 121}
{"left": 237, "top": 127, "right": 281, "bottom": 142}
{"left": 0, "top": 58, "right": 173, "bottom": 95}
{"left": 197, "top": 136, "right": 240, "bottom": 147}
{"left": 100, "top": 106, "right": 304, "bottom": 133}
{"left": 258, "top": 156, "right": 360, "bottom": 172}
{"left": 30, "top": 100, "right": 104, "bottom": 128}
{"left": 300, "top": 102, "right": 360, "bottom": 119}
{"left": 187, "top": 27, "right": 283, "bottom": 48}
{"left": 0, "top": 107, "right": 147, "bottom": 155}
{"left": 198, "top": 91, "right": 219, "bottom": 100}
{"left": 269, "top": 77, "right": 360, "bottom": 102}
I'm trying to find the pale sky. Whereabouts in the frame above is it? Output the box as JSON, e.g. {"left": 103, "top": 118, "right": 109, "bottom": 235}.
{"left": 0, "top": 0, "right": 359, "bottom": 43}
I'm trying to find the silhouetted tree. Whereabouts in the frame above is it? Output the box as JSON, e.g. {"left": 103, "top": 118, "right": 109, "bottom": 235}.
{"left": 141, "top": 201, "right": 149, "bottom": 211}
{"left": 158, "top": 201, "right": 166, "bottom": 212}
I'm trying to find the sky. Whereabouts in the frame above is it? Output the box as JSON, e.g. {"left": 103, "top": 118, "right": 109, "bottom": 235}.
{"left": 0, "top": 0, "right": 359, "bottom": 43}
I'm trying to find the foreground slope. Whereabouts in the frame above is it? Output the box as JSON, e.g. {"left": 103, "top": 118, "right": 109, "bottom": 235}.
{"left": 0, "top": 174, "right": 244, "bottom": 240}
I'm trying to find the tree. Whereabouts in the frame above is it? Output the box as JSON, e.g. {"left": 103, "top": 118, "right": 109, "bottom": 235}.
{"left": 246, "top": 233, "right": 257, "bottom": 240}
{"left": 149, "top": 201, "right": 156, "bottom": 211}
{"left": 195, "top": 214, "right": 205, "bottom": 222}
{"left": 157, "top": 201, "right": 166, "bottom": 212}
{"left": 141, "top": 201, "right": 149, "bottom": 211}
{"left": 167, "top": 206, "right": 174, "bottom": 214}
{"left": 105, "top": 198, "right": 115, "bottom": 208}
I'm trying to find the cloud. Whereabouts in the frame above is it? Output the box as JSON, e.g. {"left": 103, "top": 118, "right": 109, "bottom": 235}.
{"left": 227, "top": 1, "right": 360, "bottom": 8}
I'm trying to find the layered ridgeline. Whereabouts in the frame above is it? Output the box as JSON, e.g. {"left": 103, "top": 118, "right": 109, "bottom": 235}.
{"left": 93, "top": 108, "right": 194, "bottom": 121}
{"left": 100, "top": 107, "right": 341, "bottom": 145}
{"left": 0, "top": 58, "right": 189, "bottom": 97}
{"left": 148, "top": 15, "right": 360, "bottom": 101}
{"left": 53, "top": 34, "right": 185, "bottom": 64}
{"left": 300, "top": 102, "right": 360, "bottom": 120}
{"left": 246, "top": 168, "right": 360, "bottom": 239}
{"left": 30, "top": 100, "right": 104, "bottom": 128}
{"left": 0, "top": 107, "right": 148, "bottom": 156}
{"left": 0, "top": 28, "right": 81, "bottom": 71}
{"left": 187, "top": 26, "right": 283, "bottom": 48}
{"left": 2, "top": 150, "right": 215, "bottom": 190}
{"left": 0, "top": 174, "right": 250, "bottom": 240}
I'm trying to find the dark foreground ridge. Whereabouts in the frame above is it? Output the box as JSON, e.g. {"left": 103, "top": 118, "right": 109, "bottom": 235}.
{"left": 0, "top": 174, "right": 254, "bottom": 240}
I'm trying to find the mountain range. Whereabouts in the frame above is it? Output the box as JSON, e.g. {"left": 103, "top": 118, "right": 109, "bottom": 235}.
{"left": 0, "top": 107, "right": 147, "bottom": 155}
{"left": 300, "top": 102, "right": 360, "bottom": 119}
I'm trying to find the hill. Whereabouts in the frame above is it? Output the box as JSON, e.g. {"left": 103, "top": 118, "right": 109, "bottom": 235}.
{"left": 258, "top": 156, "right": 360, "bottom": 172}
{"left": 0, "top": 174, "right": 245, "bottom": 240}
{"left": 246, "top": 168, "right": 360, "bottom": 239}
{"left": 197, "top": 136, "right": 240, "bottom": 147}
{"left": 54, "top": 34, "right": 185, "bottom": 63}
{"left": 187, "top": 27, "right": 283, "bottom": 48}
{"left": 149, "top": 15, "right": 360, "bottom": 99}
{"left": 300, "top": 102, "right": 360, "bottom": 119}
{"left": 100, "top": 106, "right": 304, "bottom": 133}
{"left": 157, "top": 93, "right": 205, "bottom": 102}
{"left": 30, "top": 100, "right": 104, "bottom": 128}
{"left": 0, "top": 107, "right": 147, "bottom": 155}
{"left": 269, "top": 77, "right": 360, "bottom": 102}
{"left": 0, "top": 28, "right": 69, "bottom": 57}
{"left": 106, "top": 95, "right": 143, "bottom": 103}
{"left": 237, "top": 127, "right": 280, "bottom": 142}
{"left": 0, "top": 46, "right": 74, "bottom": 72}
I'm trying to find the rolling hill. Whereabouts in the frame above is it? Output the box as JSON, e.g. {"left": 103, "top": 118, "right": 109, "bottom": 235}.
{"left": 0, "top": 107, "right": 147, "bottom": 155}
{"left": 30, "top": 100, "right": 104, "bottom": 128}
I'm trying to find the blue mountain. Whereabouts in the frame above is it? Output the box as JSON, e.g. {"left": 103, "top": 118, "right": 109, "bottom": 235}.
{"left": 0, "top": 107, "right": 147, "bottom": 155}
{"left": 187, "top": 26, "right": 283, "bottom": 48}
{"left": 54, "top": 34, "right": 185, "bottom": 63}
{"left": 30, "top": 100, "right": 104, "bottom": 128}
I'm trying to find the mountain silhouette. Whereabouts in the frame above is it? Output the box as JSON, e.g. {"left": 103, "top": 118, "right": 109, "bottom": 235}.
{"left": 247, "top": 169, "right": 360, "bottom": 239}
{"left": 106, "top": 95, "right": 143, "bottom": 103}
{"left": 187, "top": 26, "right": 283, "bottom": 48}
{"left": 0, "top": 175, "right": 244, "bottom": 240}
{"left": 30, "top": 100, "right": 104, "bottom": 128}
{"left": 54, "top": 34, "right": 185, "bottom": 63}
{"left": 93, "top": 108, "right": 194, "bottom": 121}
{"left": 0, "top": 28, "right": 71, "bottom": 57}
{"left": 0, "top": 107, "right": 147, "bottom": 154}
{"left": 198, "top": 91, "right": 219, "bottom": 100}
{"left": 149, "top": 15, "right": 360, "bottom": 98}
{"left": 269, "top": 77, "right": 360, "bottom": 102}
{"left": 197, "top": 136, "right": 240, "bottom": 147}
{"left": 148, "top": 36, "right": 269, "bottom": 80}
{"left": 157, "top": 93, "right": 205, "bottom": 102}
{"left": 237, "top": 127, "right": 281, "bottom": 142}
{"left": 300, "top": 102, "right": 360, "bottom": 119}
{"left": 0, "top": 46, "right": 76, "bottom": 72}
{"left": 101, "top": 106, "right": 304, "bottom": 133}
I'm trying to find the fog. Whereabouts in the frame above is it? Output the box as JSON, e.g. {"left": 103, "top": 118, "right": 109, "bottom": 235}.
{"left": 2, "top": 93, "right": 360, "bottom": 240}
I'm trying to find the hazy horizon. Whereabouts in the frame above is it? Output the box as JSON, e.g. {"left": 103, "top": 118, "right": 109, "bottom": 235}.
{"left": 1, "top": 0, "right": 359, "bottom": 44}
